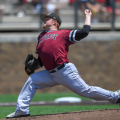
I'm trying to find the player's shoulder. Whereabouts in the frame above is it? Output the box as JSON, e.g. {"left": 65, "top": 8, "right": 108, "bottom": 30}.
{"left": 59, "top": 29, "right": 71, "bottom": 32}
{"left": 58, "top": 29, "right": 72, "bottom": 34}
{"left": 38, "top": 31, "right": 46, "bottom": 37}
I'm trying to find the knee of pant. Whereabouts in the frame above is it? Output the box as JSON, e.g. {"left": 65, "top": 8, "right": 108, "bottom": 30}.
{"left": 26, "top": 76, "right": 34, "bottom": 85}
{"left": 29, "top": 72, "right": 39, "bottom": 80}
{"left": 27, "top": 76, "right": 38, "bottom": 87}
{"left": 28, "top": 73, "right": 37, "bottom": 82}
{"left": 76, "top": 86, "right": 92, "bottom": 97}
{"left": 27, "top": 73, "right": 42, "bottom": 88}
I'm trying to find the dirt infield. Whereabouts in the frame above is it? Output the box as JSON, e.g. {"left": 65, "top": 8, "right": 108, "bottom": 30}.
{"left": 2, "top": 109, "right": 120, "bottom": 120}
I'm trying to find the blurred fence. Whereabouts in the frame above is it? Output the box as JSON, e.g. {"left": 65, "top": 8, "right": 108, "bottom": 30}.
{"left": 0, "top": 0, "right": 120, "bottom": 31}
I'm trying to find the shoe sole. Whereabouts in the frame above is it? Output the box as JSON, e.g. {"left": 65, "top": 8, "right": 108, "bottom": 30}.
{"left": 6, "top": 114, "right": 30, "bottom": 118}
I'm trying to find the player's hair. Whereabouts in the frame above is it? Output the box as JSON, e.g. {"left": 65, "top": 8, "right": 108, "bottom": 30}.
{"left": 52, "top": 19, "right": 60, "bottom": 29}
{"left": 57, "top": 22, "right": 60, "bottom": 29}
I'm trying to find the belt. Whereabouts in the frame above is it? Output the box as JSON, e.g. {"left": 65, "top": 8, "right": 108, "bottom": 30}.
{"left": 49, "top": 63, "right": 65, "bottom": 73}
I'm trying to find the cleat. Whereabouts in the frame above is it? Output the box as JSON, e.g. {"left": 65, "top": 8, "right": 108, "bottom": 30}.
{"left": 116, "top": 90, "right": 120, "bottom": 104}
{"left": 116, "top": 98, "right": 120, "bottom": 103}
{"left": 6, "top": 111, "right": 30, "bottom": 118}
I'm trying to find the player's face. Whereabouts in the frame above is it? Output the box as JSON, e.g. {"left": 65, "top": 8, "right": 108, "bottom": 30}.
{"left": 43, "top": 17, "right": 53, "bottom": 30}
{"left": 43, "top": 17, "right": 57, "bottom": 30}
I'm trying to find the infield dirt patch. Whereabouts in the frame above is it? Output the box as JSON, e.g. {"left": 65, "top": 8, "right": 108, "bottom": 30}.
{"left": 2, "top": 109, "right": 120, "bottom": 120}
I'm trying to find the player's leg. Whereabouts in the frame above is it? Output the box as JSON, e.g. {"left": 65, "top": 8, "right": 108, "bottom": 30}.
{"left": 52, "top": 63, "right": 120, "bottom": 104}
{"left": 6, "top": 70, "right": 58, "bottom": 118}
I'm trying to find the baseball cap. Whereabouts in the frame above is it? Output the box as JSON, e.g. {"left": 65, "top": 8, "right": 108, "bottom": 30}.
{"left": 40, "top": 13, "right": 62, "bottom": 26}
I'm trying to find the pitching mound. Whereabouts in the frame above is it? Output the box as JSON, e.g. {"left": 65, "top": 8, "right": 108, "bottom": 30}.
{"left": 3, "top": 109, "right": 120, "bottom": 120}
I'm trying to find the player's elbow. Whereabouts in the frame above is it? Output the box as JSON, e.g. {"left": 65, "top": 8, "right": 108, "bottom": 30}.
{"left": 75, "top": 30, "right": 89, "bottom": 41}
{"left": 80, "top": 31, "right": 89, "bottom": 38}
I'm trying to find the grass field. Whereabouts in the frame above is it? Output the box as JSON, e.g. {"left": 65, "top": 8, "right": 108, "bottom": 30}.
{"left": 0, "top": 92, "right": 88, "bottom": 103}
{"left": 0, "top": 93, "right": 119, "bottom": 119}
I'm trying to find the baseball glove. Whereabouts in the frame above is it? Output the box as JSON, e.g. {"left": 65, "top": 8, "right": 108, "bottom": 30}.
{"left": 25, "top": 54, "right": 40, "bottom": 75}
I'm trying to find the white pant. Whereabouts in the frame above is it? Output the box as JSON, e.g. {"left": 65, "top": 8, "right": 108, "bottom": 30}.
{"left": 16, "top": 63, "right": 119, "bottom": 114}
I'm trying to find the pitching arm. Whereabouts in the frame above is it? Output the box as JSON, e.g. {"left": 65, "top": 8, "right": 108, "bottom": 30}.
{"left": 69, "top": 9, "right": 92, "bottom": 43}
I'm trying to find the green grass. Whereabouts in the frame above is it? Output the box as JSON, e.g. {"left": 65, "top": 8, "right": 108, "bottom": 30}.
{"left": 0, "top": 92, "right": 89, "bottom": 103}
{"left": 0, "top": 93, "right": 119, "bottom": 119}
{"left": 29, "top": 105, "right": 119, "bottom": 115}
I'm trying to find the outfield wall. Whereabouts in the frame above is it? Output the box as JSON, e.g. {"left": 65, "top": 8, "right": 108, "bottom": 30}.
{"left": 0, "top": 32, "right": 120, "bottom": 94}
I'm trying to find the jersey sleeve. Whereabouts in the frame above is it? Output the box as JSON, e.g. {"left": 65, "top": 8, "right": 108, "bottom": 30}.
{"left": 63, "top": 30, "right": 75, "bottom": 45}
{"left": 69, "top": 25, "right": 90, "bottom": 43}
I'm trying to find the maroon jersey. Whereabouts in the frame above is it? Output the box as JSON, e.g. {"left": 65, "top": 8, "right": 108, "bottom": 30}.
{"left": 36, "top": 30, "right": 74, "bottom": 70}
